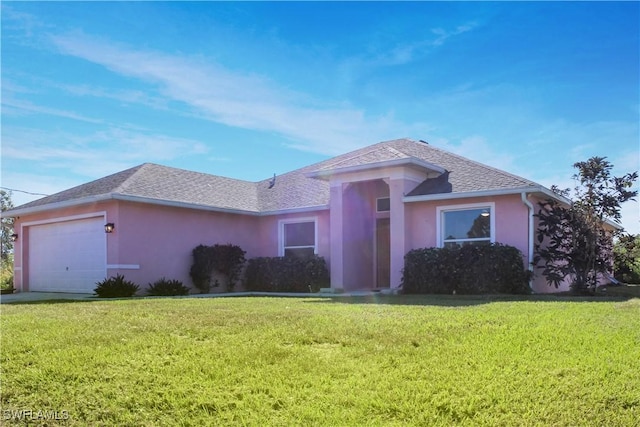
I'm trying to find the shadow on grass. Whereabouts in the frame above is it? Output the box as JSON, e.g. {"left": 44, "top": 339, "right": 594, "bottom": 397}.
{"left": 3, "top": 287, "right": 636, "bottom": 307}
{"left": 1, "top": 298, "right": 116, "bottom": 306}
{"left": 303, "top": 292, "right": 632, "bottom": 308}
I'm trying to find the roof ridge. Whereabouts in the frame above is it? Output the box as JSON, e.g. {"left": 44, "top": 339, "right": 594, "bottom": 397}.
{"left": 420, "top": 142, "right": 542, "bottom": 187}
{"left": 112, "top": 163, "right": 152, "bottom": 193}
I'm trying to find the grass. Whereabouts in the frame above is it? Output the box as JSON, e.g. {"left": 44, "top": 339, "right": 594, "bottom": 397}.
{"left": 1, "top": 295, "right": 639, "bottom": 426}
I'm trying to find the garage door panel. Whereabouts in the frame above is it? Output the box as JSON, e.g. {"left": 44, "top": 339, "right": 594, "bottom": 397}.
{"left": 29, "top": 217, "right": 106, "bottom": 293}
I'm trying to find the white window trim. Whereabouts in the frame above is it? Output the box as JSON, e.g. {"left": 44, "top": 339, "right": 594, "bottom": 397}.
{"left": 278, "top": 217, "right": 318, "bottom": 257}
{"left": 436, "top": 202, "right": 495, "bottom": 248}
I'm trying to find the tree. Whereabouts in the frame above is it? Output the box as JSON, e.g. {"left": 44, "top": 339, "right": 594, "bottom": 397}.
{"left": 534, "top": 157, "right": 638, "bottom": 293}
{"left": 0, "top": 190, "right": 15, "bottom": 262}
{"left": 613, "top": 234, "right": 640, "bottom": 284}
{"left": 467, "top": 213, "right": 490, "bottom": 239}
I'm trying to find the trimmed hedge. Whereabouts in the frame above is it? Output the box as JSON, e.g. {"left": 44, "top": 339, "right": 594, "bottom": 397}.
{"left": 245, "top": 256, "right": 330, "bottom": 293}
{"left": 402, "top": 243, "right": 531, "bottom": 295}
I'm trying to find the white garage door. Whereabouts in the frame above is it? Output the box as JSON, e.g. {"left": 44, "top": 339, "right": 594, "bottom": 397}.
{"left": 29, "top": 217, "right": 106, "bottom": 293}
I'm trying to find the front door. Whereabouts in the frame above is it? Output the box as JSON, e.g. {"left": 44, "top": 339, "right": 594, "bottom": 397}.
{"left": 376, "top": 218, "right": 390, "bottom": 288}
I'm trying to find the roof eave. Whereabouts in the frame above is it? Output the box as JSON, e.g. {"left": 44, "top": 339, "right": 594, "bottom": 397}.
{"left": 259, "top": 205, "right": 330, "bottom": 216}
{"left": 306, "top": 157, "right": 446, "bottom": 180}
{"left": 4, "top": 194, "right": 114, "bottom": 217}
{"left": 402, "top": 186, "right": 569, "bottom": 203}
{"left": 6, "top": 193, "right": 262, "bottom": 217}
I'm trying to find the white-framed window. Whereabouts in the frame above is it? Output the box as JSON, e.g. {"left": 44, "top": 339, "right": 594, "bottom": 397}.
{"left": 376, "top": 197, "right": 390, "bottom": 212}
{"left": 436, "top": 202, "right": 495, "bottom": 248}
{"left": 279, "top": 217, "right": 318, "bottom": 258}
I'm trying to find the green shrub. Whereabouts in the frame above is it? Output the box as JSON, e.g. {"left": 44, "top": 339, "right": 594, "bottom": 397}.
{"left": 210, "top": 243, "right": 246, "bottom": 292}
{"left": 1, "top": 260, "right": 14, "bottom": 290}
{"left": 189, "top": 243, "right": 246, "bottom": 293}
{"left": 613, "top": 234, "right": 640, "bottom": 284}
{"left": 245, "top": 255, "right": 330, "bottom": 293}
{"left": 189, "top": 245, "right": 216, "bottom": 293}
{"left": 402, "top": 244, "right": 531, "bottom": 295}
{"left": 147, "top": 277, "right": 190, "bottom": 296}
{"left": 94, "top": 274, "right": 139, "bottom": 298}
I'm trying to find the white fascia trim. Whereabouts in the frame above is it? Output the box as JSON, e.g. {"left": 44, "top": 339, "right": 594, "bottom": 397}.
{"left": 305, "top": 157, "right": 446, "bottom": 179}
{"left": 21, "top": 211, "right": 107, "bottom": 227}
{"left": 403, "top": 186, "right": 570, "bottom": 204}
{"left": 8, "top": 193, "right": 261, "bottom": 217}
{"left": 6, "top": 195, "right": 113, "bottom": 217}
{"left": 107, "top": 264, "right": 140, "bottom": 270}
{"left": 259, "top": 205, "right": 329, "bottom": 216}
{"left": 8, "top": 193, "right": 329, "bottom": 218}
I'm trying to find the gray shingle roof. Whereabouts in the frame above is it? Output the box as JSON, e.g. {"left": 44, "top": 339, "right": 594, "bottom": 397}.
{"left": 11, "top": 138, "right": 544, "bottom": 214}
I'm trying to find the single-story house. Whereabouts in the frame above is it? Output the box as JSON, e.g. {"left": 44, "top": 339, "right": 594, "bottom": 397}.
{"left": 8, "top": 138, "right": 569, "bottom": 294}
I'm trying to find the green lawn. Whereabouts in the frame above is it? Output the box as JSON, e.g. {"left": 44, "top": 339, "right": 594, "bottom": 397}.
{"left": 1, "top": 295, "right": 639, "bottom": 426}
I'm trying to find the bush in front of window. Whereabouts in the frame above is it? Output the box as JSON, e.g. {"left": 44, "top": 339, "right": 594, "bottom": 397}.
{"left": 94, "top": 274, "right": 140, "bottom": 298}
{"left": 402, "top": 244, "right": 531, "bottom": 295}
{"left": 244, "top": 255, "right": 330, "bottom": 293}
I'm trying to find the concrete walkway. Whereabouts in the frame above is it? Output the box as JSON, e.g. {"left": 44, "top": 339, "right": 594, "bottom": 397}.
{"left": 0, "top": 289, "right": 388, "bottom": 304}
{"left": 0, "top": 292, "right": 97, "bottom": 304}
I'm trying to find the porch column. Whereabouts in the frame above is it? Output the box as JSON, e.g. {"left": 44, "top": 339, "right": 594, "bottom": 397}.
{"left": 389, "top": 179, "right": 405, "bottom": 289}
{"left": 329, "top": 182, "right": 344, "bottom": 290}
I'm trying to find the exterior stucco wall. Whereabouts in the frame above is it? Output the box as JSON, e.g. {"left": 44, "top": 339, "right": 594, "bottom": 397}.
{"left": 11, "top": 202, "right": 118, "bottom": 292}
{"left": 341, "top": 180, "right": 388, "bottom": 290}
{"left": 255, "top": 210, "right": 330, "bottom": 259}
{"left": 405, "top": 194, "right": 530, "bottom": 255}
{"left": 111, "top": 201, "right": 262, "bottom": 291}
{"left": 528, "top": 195, "right": 572, "bottom": 293}
{"left": 13, "top": 201, "right": 331, "bottom": 293}
{"left": 13, "top": 191, "right": 579, "bottom": 295}
{"left": 404, "top": 194, "right": 539, "bottom": 290}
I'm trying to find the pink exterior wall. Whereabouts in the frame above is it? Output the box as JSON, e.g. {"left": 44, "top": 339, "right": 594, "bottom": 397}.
{"left": 405, "top": 194, "right": 530, "bottom": 255}
{"left": 110, "top": 202, "right": 261, "bottom": 291}
{"left": 12, "top": 200, "right": 331, "bottom": 293}
{"left": 113, "top": 204, "right": 330, "bottom": 292}
{"left": 528, "top": 195, "right": 573, "bottom": 294}
{"left": 12, "top": 201, "right": 118, "bottom": 292}
{"left": 341, "top": 180, "right": 388, "bottom": 290}
{"left": 255, "top": 210, "right": 330, "bottom": 259}
{"left": 13, "top": 190, "right": 579, "bottom": 295}
{"left": 404, "top": 194, "right": 545, "bottom": 290}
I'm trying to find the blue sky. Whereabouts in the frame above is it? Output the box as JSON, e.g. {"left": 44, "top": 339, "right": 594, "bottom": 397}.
{"left": 2, "top": 2, "right": 638, "bottom": 233}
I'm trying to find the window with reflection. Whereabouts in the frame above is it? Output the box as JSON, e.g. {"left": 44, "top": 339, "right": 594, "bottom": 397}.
{"left": 441, "top": 207, "right": 492, "bottom": 247}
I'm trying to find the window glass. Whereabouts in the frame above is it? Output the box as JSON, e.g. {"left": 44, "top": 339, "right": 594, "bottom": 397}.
{"left": 284, "top": 222, "right": 315, "bottom": 247}
{"left": 442, "top": 208, "right": 491, "bottom": 246}
{"left": 282, "top": 220, "right": 316, "bottom": 258}
{"left": 376, "top": 198, "right": 390, "bottom": 212}
{"left": 284, "top": 247, "right": 316, "bottom": 258}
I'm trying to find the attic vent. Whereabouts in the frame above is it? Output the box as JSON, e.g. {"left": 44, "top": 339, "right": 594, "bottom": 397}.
{"left": 376, "top": 197, "right": 390, "bottom": 212}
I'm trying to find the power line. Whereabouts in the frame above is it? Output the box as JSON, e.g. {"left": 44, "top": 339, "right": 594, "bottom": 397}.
{"left": 0, "top": 187, "right": 49, "bottom": 197}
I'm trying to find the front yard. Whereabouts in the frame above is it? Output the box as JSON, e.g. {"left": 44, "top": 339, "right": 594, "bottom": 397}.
{"left": 1, "top": 295, "right": 639, "bottom": 425}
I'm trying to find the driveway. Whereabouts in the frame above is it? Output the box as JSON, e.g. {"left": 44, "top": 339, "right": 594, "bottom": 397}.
{"left": 0, "top": 292, "right": 95, "bottom": 304}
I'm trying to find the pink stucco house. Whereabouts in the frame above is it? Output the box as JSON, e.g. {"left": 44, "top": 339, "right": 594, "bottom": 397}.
{"left": 8, "top": 138, "right": 567, "bottom": 294}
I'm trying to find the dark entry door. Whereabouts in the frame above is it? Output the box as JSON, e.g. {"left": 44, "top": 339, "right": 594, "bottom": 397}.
{"left": 376, "top": 218, "right": 390, "bottom": 288}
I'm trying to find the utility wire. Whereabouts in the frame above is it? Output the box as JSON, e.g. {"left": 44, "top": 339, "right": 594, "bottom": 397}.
{"left": 0, "top": 187, "right": 49, "bottom": 196}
